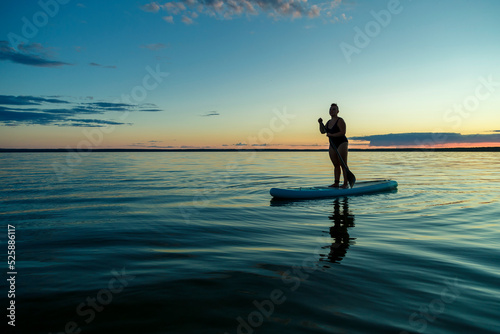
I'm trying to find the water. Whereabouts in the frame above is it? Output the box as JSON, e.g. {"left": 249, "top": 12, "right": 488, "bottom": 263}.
{"left": 1, "top": 151, "right": 499, "bottom": 334}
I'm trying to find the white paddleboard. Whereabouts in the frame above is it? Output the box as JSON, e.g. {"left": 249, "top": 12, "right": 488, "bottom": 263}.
{"left": 270, "top": 179, "right": 398, "bottom": 199}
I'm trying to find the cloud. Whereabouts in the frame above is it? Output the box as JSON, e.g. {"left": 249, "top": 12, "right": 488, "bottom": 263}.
{"left": 352, "top": 132, "right": 500, "bottom": 147}
{"left": 328, "top": 12, "right": 352, "bottom": 23}
{"left": 0, "top": 41, "right": 72, "bottom": 67}
{"left": 0, "top": 95, "right": 70, "bottom": 106}
{"left": 182, "top": 15, "right": 194, "bottom": 24}
{"left": 135, "top": 103, "right": 163, "bottom": 112}
{"left": 65, "top": 119, "right": 129, "bottom": 127}
{"left": 0, "top": 107, "right": 64, "bottom": 126}
{"left": 140, "top": 2, "right": 161, "bottom": 12}
{"left": 140, "top": 43, "right": 168, "bottom": 50}
{"left": 129, "top": 140, "right": 175, "bottom": 148}
{"left": 162, "top": 16, "right": 174, "bottom": 23}
{"left": 200, "top": 111, "right": 220, "bottom": 117}
{"left": 89, "top": 62, "right": 117, "bottom": 68}
{"left": 0, "top": 95, "right": 162, "bottom": 127}
{"left": 307, "top": 5, "right": 320, "bottom": 18}
{"left": 140, "top": 0, "right": 344, "bottom": 24}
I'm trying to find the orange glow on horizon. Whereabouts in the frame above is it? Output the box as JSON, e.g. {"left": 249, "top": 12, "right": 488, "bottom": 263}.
{"left": 113, "top": 141, "right": 500, "bottom": 150}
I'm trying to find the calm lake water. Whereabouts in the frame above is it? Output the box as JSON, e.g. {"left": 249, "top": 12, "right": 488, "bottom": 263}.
{"left": 1, "top": 151, "right": 499, "bottom": 334}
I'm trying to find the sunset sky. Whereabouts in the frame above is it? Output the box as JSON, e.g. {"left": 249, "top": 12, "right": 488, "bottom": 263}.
{"left": 1, "top": 0, "right": 499, "bottom": 149}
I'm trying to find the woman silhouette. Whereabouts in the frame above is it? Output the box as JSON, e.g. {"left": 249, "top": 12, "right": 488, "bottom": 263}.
{"left": 318, "top": 103, "right": 349, "bottom": 188}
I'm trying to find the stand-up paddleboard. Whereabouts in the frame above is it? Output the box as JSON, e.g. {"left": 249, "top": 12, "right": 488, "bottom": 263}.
{"left": 270, "top": 179, "right": 397, "bottom": 199}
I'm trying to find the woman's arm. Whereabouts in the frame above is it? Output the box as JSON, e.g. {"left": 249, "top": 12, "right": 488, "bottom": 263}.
{"left": 318, "top": 118, "right": 326, "bottom": 134}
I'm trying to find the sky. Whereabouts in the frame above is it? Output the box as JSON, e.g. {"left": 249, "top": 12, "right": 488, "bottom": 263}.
{"left": 1, "top": 0, "right": 499, "bottom": 149}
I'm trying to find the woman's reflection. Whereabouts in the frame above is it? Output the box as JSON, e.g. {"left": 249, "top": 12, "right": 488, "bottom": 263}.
{"left": 321, "top": 197, "right": 355, "bottom": 264}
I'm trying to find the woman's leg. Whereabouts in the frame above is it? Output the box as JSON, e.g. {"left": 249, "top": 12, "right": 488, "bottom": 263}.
{"left": 329, "top": 147, "right": 341, "bottom": 186}
{"left": 337, "top": 142, "right": 349, "bottom": 188}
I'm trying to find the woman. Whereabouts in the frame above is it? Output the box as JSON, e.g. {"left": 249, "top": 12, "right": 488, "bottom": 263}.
{"left": 318, "top": 103, "right": 349, "bottom": 188}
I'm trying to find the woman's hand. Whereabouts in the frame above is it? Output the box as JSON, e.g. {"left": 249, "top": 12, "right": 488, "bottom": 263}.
{"left": 318, "top": 118, "right": 323, "bottom": 123}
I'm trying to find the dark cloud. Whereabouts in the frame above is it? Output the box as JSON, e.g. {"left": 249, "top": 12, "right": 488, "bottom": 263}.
{"left": 62, "top": 119, "right": 131, "bottom": 127}
{"left": 1, "top": 41, "right": 117, "bottom": 68}
{"left": 0, "top": 107, "right": 131, "bottom": 127}
{"left": 352, "top": 132, "right": 500, "bottom": 147}
{"left": 0, "top": 41, "right": 72, "bottom": 67}
{"left": 140, "top": 43, "right": 168, "bottom": 50}
{"left": 0, "top": 95, "right": 162, "bottom": 127}
{"left": 0, "top": 107, "right": 64, "bottom": 126}
{"left": 201, "top": 111, "right": 220, "bottom": 117}
{"left": 129, "top": 140, "right": 173, "bottom": 148}
{"left": 89, "top": 62, "right": 117, "bottom": 69}
{"left": 0, "top": 95, "right": 70, "bottom": 105}
{"left": 138, "top": 103, "right": 163, "bottom": 112}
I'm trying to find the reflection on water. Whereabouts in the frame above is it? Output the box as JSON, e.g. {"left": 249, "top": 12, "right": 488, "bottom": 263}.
{"left": 321, "top": 197, "right": 356, "bottom": 265}
{"left": 3, "top": 151, "right": 499, "bottom": 334}
{"left": 270, "top": 196, "right": 356, "bottom": 265}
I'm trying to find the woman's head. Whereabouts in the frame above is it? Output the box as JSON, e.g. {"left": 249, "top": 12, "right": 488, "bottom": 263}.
{"left": 329, "top": 103, "right": 339, "bottom": 116}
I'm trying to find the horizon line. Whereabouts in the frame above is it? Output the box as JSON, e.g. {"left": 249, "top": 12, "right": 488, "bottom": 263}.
{"left": 1, "top": 147, "right": 499, "bottom": 153}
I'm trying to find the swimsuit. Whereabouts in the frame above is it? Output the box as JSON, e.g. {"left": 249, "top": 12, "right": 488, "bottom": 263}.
{"left": 326, "top": 118, "right": 348, "bottom": 147}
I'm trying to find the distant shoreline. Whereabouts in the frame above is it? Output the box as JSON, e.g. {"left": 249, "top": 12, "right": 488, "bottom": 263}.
{"left": 1, "top": 147, "right": 499, "bottom": 153}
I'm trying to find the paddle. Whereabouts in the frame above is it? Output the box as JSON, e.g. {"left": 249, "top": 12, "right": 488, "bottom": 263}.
{"left": 320, "top": 121, "right": 356, "bottom": 189}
